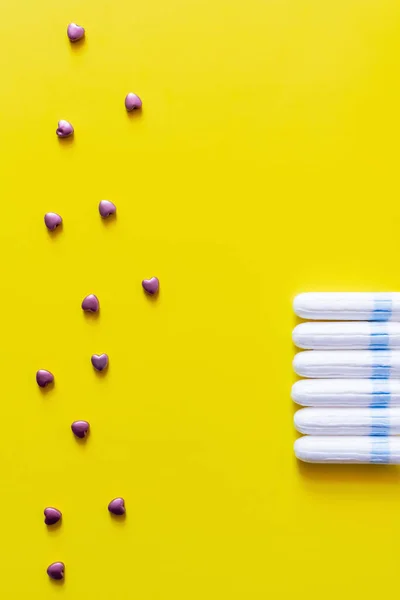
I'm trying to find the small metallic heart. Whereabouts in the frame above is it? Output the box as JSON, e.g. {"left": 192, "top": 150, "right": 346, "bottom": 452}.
{"left": 108, "top": 497, "right": 125, "bottom": 515}
{"left": 125, "top": 93, "right": 142, "bottom": 111}
{"left": 44, "top": 213, "right": 62, "bottom": 231}
{"left": 91, "top": 354, "right": 109, "bottom": 371}
{"left": 56, "top": 120, "right": 74, "bottom": 138}
{"left": 99, "top": 200, "right": 116, "bottom": 218}
{"left": 142, "top": 277, "right": 159, "bottom": 295}
{"left": 81, "top": 294, "right": 100, "bottom": 312}
{"left": 44, "top": 507, "right": 62, "bottom": 526}
{"left": 71, "top": 420, "right": 90, "bottom": 439}
{"left": 67, "top": 23, "right": 85, "bottom": 42}
{"left": 47, "top": 562, "right": 65, "bottom": 580}
{"left": 36, "top": 370, "right": 54, "bottom": 388}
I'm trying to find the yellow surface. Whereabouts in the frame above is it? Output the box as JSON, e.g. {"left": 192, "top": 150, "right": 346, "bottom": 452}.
{"left": 1, "top": 0, "right": 400, "bottom": 598}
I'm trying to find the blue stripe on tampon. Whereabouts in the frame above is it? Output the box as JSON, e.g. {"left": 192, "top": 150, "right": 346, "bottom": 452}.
{"left": 369, "top": 323, "right": 389, "bottom": 350}
{"left": 370, "top": 437, "right": 391, "bottom": 463}
{"left": 370, "top": 297, "right": 392, "bottom": 322}
{"left": 371, "top": 351, "right": 391, "bottom": 379}
{"left": 371, "top": 381, "right": 391, "bottom": 407}
{"left": 370, "top": 409, "right": 390, "bottom": 436}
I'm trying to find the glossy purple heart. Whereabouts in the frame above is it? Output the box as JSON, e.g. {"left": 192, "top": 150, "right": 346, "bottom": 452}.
{"left": 125, "top": 93, "right": 142, "bottom": 111}
{"left": 99, "top": 200, "right": 116, "bottom": 218}
{"left": 36, "top": 370, "right": 54, "bottom": 388}
{"left": 142, "top": 277, "right": 159, "bottom": 295}
{"left": 44, "top": 507, "right": 62, "bottom": 526}
{"left": 81, "top": 294, "right": 99, "bottom": 312}
{"left": 44, "top": 213, "right": 62, "bottom": 231}
{"left": 91, "top": 354, "right": 108, "bottom": 371}
{"left": 47, "top": 562, "right": 64, "bottom": 580}
{"left": 108, "top": 497, "right": 125, "bottom": 516}
{"left": 71, "top": 420, "right": 90, "bottom": 439}
{"left": 56, "top": 120, "right": 74, "bottom": 138}
{"left": 67, "top": 23, "right": 85, "bottom": 42}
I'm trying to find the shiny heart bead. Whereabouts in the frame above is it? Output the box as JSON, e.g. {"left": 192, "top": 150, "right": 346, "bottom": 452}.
{"left": 44, "top": 213, "right": 62, "bottom": 231}
{"left": 125, "top": 93, "right": 142, "bottom": 111}
{"left": 44, "top": 507, "right": 62, "bottom": 526}
{"left": 71, "top": 420, "right": 90, "bottom": 439}
{"left": 67, "top": 23, "right": 85, "bottom": 42}
{"left": 91, "top": 354, "right": 108, "bottom": 371}
{"left": 81, "top": 294, "right": 99, "bottom": 312}
{"left": 142, "top": 277, "right": 159, "bottom": 295}
{"left": 108, "top": 497, "right": 125, "bottom": 515}
{"left": 36, "top": 370, "right": 54, "bottom": 388}
{"left": 56, "top": 120, "right": 74, "bottom": 138}
{"left": 99, "top": 200, "right": 116, "bottom": 218}
{"left": 47, "top": 562, "right": 64, "bottom": 580}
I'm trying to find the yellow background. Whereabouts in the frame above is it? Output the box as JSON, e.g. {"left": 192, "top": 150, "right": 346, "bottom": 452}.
{"left": 1, "top": 0, "right": 400, "bottom": 598}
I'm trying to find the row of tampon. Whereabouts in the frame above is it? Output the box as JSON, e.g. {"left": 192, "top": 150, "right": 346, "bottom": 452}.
{"left": 292, "top": 293, "right": 400, "bottom": 464}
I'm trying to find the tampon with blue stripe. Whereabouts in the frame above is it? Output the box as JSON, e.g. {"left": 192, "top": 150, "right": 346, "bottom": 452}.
{"left": 294, "top": 436, "right": 400, "bottom": 464}
{"left": 294, "top": 407, "right": 400, "bottom": 435}
{"left": 293, "top": 350, "right": 400, "bottom": 378}
{"left": 292, "top": 321, "right": 400, "bottom": 350}
{"left": 291, "top": 379, "right": 400, "bottom": 407}
{"left": 293, "top": 292, "right": 400, "bottom": 321}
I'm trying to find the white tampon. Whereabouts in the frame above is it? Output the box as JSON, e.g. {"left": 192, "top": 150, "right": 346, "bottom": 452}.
{"left": 294, "top": 436, "right": 400, "bottom": 464}
{"left": 294, "top": 407, "right": 400, "bottom": 435}
{"left": 291, "top": 379, "right": 400, "bottom": 407}
{"left": 293, "top": 292, "right": 400, "bottom": 321}
{"left": 292, "top": 322, "right": 400, "bottom": 350}
{"left": 293, "top": 350, "right": 400, "bottom": 378}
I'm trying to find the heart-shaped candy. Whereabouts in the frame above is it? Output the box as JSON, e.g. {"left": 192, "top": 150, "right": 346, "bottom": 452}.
{"left": 67, "top": 23, "right": 85, "bottom": 42}
{"left": 108, "top": 497, "right": 125, "bottom": 515}
{"left": 44, "top": 213, "right": 62, "bottom": 231}
{"left": 36, "top": 370, "right": 54, "bottom": 388}
{"left": 56, "top": 120, "right": 74, "bottom": 138}
{"left": 99, "top": 200, "right": 116, "bottom": 218}
{"left": 125, "top": 93, "right": 142, "bottom": 111}
{"left": 47, "top": 562, "right": 65, "bottom": 580}
{"left": 81, "top": 294, "right": 99, "bottom": 312}
{"left": 91, "top": 354, "right": 108, "bottom": 371}
{"left": 44, "top": 507, "right": 62, "bottom": 526}
{"left": 142, "top": 277, "right": 159, "bottom": 295}
{"left": 71, "top": 420, "right": 90, "bottom": 439}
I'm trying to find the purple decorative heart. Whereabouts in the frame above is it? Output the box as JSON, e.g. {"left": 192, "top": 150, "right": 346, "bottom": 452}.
{"left": 44, "top": 507, "right": 62, "bottom": 526}
{"left": 71, "top": 420, "right": 90, "bottom": 439}
{"left": 36, "top": 370, "right": 54, "bottom": 388}
{"left": 56, "top": 120, "right": 74, "bottom": 138}
{"left": 125, "top": 93, "right": 142, "bottom": 112}
{"left": 44, "top": 213, "right": 62, "bottom": 231}
{"left": 67, "top": 23, "right": 85, "bottom": 42}
{"left": 108, "top": 497, "right": 125, "bottom": 516}
{"left": 81, "top": 294, "right": 99, "bottom": 312}
{"left": 91, "top": 354, "right": 108, "bottom": 371}
{"left": 99, "top": 200, "right": 116, "bottom": 218}
{"left": 142, "top": 277, "right": 159, "bottom": 295}
{"left": 47, "top": 562, "right": 65, "bottom": 580}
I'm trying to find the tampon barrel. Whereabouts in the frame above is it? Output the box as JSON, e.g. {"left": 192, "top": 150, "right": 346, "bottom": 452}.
{"left": 294, "top": 407, "right": 400, "bottom": 435}
{"left": 293, "top": 292, "right": 400, "bottom": 321}
{"left": 294, "top": 436, "right": 400, "bottom": 464}
{"left": 291, "top": 379, "right": 400, "bottom": 407}
{"left": 293, "top": 350, "right": 400, "bottom": 379}
{"left": 292, "top": 321, "right": 400, "bottom": 350}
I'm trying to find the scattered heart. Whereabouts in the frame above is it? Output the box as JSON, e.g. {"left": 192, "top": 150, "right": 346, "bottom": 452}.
{"left": 81, "top": 294, "right": 100, "bottom": 312}
{"left": 44, "top": 213, "right": 62, "bottom": 231}
{"left": 67, "top": 23, "right": 85, "bottom": 42}
{"left": 142, "top": 277, "right": 159, "bottom": 295}
{"left": 108, "top": 497, "right": 125, "bottom": 516}
{"left": 36, "top": 370, "right": 54, "bottom": 388}
{"left": 91, "top": 353, "right": 109, "bottom": 371}
{"left": 44, "top": 507, "right": 62, "bottom": 526}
